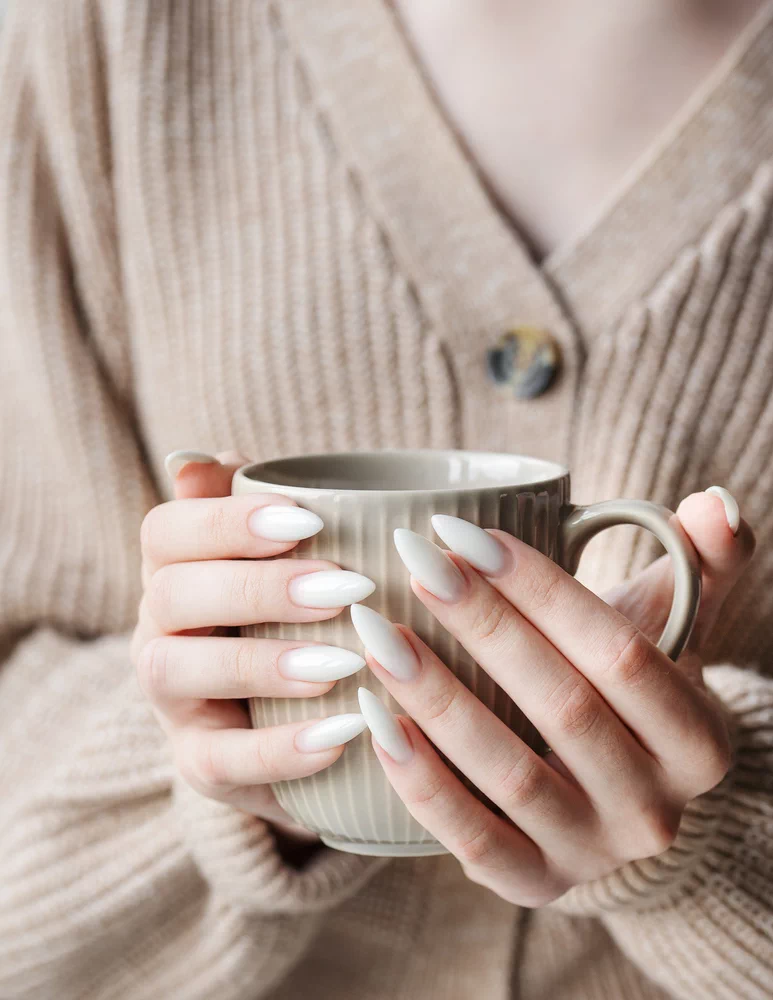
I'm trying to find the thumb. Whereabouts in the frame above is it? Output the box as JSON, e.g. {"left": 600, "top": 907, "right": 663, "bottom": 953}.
{"left": 675, "top": 487, "right": 755, "bottom": 650}
{"left": 604, "top": 487, "right": 755, "bottom": 661}
{"left": 163, "top": 449, "right": 252, "bottom": 500}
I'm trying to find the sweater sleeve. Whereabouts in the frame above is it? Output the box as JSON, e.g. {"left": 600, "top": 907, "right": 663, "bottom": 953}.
{"left": 0, "top": 4, "right": 383, "bottom": 998}
{"left": 551, "top": 665, "right": 773, "bottom": 1000}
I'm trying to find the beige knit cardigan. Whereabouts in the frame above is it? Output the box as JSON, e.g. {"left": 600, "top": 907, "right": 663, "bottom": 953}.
{"left": 2, "top": 2, "right": 773, "bottom": 998}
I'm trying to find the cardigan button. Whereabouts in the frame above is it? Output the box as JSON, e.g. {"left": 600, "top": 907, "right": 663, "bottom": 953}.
{"left": 486, "top": 326, "right": 559, "bottom": 399}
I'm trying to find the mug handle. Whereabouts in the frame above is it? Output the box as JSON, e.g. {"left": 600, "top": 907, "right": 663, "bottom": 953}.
{"left": 560, "top": 500, "right": 702, "bottom": 662}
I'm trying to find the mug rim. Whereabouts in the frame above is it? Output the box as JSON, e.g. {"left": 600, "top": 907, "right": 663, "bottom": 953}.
{"left": 235, "top": 448, "right": 570, "bottom": 497}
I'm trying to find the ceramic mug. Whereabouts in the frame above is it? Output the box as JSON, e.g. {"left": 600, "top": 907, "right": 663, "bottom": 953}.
{"left": 233, "top": 450, "right": 701, "bottom": 858}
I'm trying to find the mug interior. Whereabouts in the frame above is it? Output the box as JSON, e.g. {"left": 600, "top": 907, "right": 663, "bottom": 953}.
{"left": 242, "top": 449, "right": 568, "bottom": 493}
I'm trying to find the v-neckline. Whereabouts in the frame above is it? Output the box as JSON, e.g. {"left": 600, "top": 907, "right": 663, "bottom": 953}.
{"left": 281, "top": 0, "right": 773, "bottom": 352}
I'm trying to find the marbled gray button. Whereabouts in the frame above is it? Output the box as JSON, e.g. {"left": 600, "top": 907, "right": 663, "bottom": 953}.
{"left": 486, "top": 326, "right": 560, "bottom": 399}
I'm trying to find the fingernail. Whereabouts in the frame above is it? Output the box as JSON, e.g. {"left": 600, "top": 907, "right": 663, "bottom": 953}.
{"left": 705, "top": 486, "right": 740, "bottom": 535}
{"left": 295, "top": 713, "right": 367, "bottom": 753}
{"left": 164, "top": 450, "right": 217, "bottom": 482}
{"left": 431, "top": 514, "right": 508, "bottom": 575}
{"left": 248, "top": 505, "right": 324, "bottom": 542}
{"left": 279, "top": 645, "right": 366, "bottom": 682}
{"left": 393, "top": 528, "right": 465, "bottom": 602}
{"left": 350, "top": 604, "right": 419, "bottom": 681}
{"left": 357, "top": 688, "right": 413, "bottom": 763}
{"left": 288, "top": 570, "right": 376, "bottom": 609}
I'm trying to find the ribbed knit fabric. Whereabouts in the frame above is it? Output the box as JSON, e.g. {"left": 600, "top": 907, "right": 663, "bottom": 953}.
{"left": 2, "top": 1, "right": 773, "bottom": 998}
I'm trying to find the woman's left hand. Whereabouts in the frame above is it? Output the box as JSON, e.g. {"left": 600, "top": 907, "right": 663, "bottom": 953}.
{"left": 352, "top": 489, "right": 755, "bottom": 907}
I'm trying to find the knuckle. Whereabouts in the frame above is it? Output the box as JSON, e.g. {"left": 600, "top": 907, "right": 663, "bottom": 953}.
{"left": 600, "top": 625, "right": 653, "bottom": 688}
{"left": 175, "top": 734, "right": 212, "bottom": 792}
{"left": 519, "top": 567, "right": 563, "bottom": 617}
{"left": 459, "top": 862, "right": 489, "bottom": 887}
{"left": 405, "top": 772, "right": 447, "bottom": 810}
{"left": 129, "top": 621, "right": 146, "bottom": 668}
{"left": 520, "top": 885, "right": 567, "bottom": 908}
{"left": 228, "top": 563, "right": 265, "bottom": 612}
{"left": 705, "top": 735, "right": 733, "bottom": 788}
{"left": 140, "top": 503, "right": 167, "bottom": 561}
{"left": 546, "top": 677, "right": 602, "bottom": 742}
{"left": 136, "top": 637, "right": 172, "bottom": 699}
{"left": 453, "top": 822, "right": 499, "bottom": 868}
{"left": 225, "top": 640, "right": 259, "bottom": 694}
{"left": 689, "top": 723, "right": 733, "bottom": 793}
{"left": 145, "top": 565, "right": 177, "bottom": 625}
{"left": 498, "top": 754, "right": 548, "bottom": 812}
{"left": 202, "top": 502, "right": 232, "bottom": 549}
{"left": 184, "top": 734, "right": 233, "bottom": 792}
{"left": 468, "top": 599, "right": 510, "bottom": 650}
{"left": 420, "top": 680, "right": 464, "bottom": 731}
{"left": 251, "top": 741, "right": 279, "bottom": 784}
{"left": 461, "top": 863, "right": 563, "bottom": 908}
{"left": 625, "top": 804, "right": 680, "bottom": 860}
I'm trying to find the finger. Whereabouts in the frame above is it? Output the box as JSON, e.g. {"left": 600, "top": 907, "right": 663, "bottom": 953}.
{"left": 136, "top": 635, "right": 365, "bottom": 720}
{"left": 164, "top": 449, "right": 250, "bottom": 500}
{"left": 221, "top": 784, "right": 319, "bottom": 834}
{"left": 677, "top": 489, "right": 755, "bottom": 648}
{"left": 141, "top": 493, "right": 323, "bottom": 575}
{"left": 416, "top": 523, "right": 726, "bottom": 793}
{"left": 357, "top": 692, "right": 559, "bottom": 907}
{"left": 145, "top": 558, "right": 375, "bottom": 633}
{"left": 174, "top": 714, "right": 367, "bottom": 792}
{"left": 143, "top": 679, "right": 250, "bottom": 738}
{"left": 605, "top": 489, "right": 755, "bottom": 655}
{"left": 209, "top": 781, "right": 292, "bottom": 823}
{"left": 147, "top": 449, "right": 260, "bottom": 581}
{"left": 130, "top": 595, "right": 216, "bottom": 665}
{"left": 352, "top": 603, "right": 639, "bottom": 837}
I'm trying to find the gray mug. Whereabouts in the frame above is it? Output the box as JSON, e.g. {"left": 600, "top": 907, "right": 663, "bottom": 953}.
{"left": 233, "top": 450, "right": 701, "bottom": 857}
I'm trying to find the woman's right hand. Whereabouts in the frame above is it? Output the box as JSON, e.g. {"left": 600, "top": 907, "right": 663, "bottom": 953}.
{"left": 130, "top": 450, "right": 374, "bottom": 838}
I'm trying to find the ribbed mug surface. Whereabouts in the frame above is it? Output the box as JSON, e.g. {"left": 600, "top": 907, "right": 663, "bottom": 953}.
{"left": 234, "top": 450, "right": 570, "bottom": 857}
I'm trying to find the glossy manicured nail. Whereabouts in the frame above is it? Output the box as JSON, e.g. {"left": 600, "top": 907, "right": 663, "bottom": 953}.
{"left": 164, "top": 450, "right": 217, "bottom": 482}
{"left": 248, "top": 505, "right": 324, "bottom": 542}
{"left": 357, "top": 688, "right": 413, "bottom": 764}
{"left": 279, "top": 645, "right": 365, "bottom": 682}
{"left": 295, "top": 713, "right": 367, "bottom": 753}
{"left": 350, "top": 605, "right": 419, "bottom": 681}
{"left": 705, "top": 486, "right": 740, "bottom": 535}
{"left": 288, "top": 570, "right": 376, "bottom": 609}
{"left": 393, "top": 528, "right": 465, "bottom": 602}
{"left": 431, "top": 514, "right": 508, "bottom": 575}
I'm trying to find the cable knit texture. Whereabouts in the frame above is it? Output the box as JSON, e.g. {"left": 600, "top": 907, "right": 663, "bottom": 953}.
{"left": 2, "top": 1, "right": 773, "bottom": 998}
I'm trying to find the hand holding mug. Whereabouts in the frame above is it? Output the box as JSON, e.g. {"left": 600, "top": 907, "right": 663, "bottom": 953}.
{"left": 130, "top": 450, "right": 374, "bottom": 842}
{"left": 354, "top": 488, "right": 754, "bottom": 905}
{"left": 134, "top": 447, "right": 755, "bottom": 901}
{"left": 235, "top": 451, "right": 751, "bottom": 864}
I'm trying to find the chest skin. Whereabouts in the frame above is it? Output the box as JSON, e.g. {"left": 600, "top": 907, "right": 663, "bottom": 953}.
{"left": 392, "top": 0, "right": 765, "bottom": 259}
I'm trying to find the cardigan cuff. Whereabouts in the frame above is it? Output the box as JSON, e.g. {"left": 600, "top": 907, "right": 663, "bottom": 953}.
{"left": 551, "top": 665, "right": 773, "bottom": 916}
{"left": 173, "top": 775, "right": 388, "bottom": 915}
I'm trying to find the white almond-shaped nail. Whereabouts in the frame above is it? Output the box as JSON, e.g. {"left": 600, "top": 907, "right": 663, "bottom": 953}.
{"left": 248, "top": 505, "right": 324, "bottom": 542}
{"left": 295, "top": 713, "right": 367, "bottom": 753}
{"left": 358, "top": 688, "right": 413, "bottom": 763}
{"left": 279, "top": 645, "right": 366, "bottom": 682}
{"left": 350, "top": 605, "right": 418, "bottom": 681}
{"left": 393, "top": 528, "right": 465, "bottom": 602}
{"left": 706, "top": 486, "right": 740, "bottom": 535}
{"left": 288, "top": 570, "right": 376, "bottom": 608}
{"left": 164, "top": 450, "right": 217, "bottom": 481}
{"left": 431, "top": 514, "right": 507, "bottom": 575}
